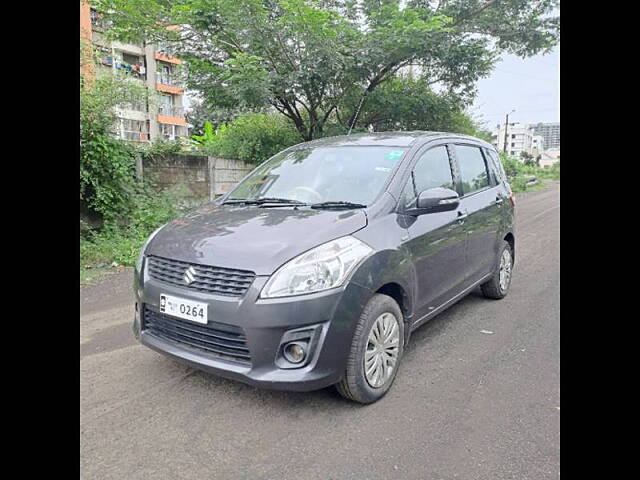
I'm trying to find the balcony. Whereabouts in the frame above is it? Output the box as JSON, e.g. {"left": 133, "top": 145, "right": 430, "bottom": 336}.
{"left": 157, "top": 105, "right": 187, "bottom": 126}
{"left": 99, "top": 56, "right": 147, "bottom": 80}
{"left": 90, "top": 10, "right": 112, "bottom": 31}
{"left": 158, "top": 105, "right": 185, "bottom": 117}
{"left": 160, "top": 124, "right": 189, "bottom": 141}
{"left": 118, "top": 101, "right": 148, "bottom": 114}
{"left": 122, "top": 131, "right": 150, "bottom": 142}
{"left": 156, "top": 75, "right": 184, "bottom": 95}
{"left": 155, "top": 45, "right": 182, "bottom": 65}
{"left": 157, "top": 72, "right": 183, "bottom": 86}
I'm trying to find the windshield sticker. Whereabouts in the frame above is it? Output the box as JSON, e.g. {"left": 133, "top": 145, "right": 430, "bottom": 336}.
{"left": 386, "top": 150, "right": 404, "bottom": 160}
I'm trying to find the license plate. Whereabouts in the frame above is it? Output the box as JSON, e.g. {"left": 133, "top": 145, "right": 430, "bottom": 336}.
{"left": 159, "top": 294, "right": 208, "bottom": 324}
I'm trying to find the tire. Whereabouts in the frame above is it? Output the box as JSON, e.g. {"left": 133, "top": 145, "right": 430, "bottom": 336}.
{"left": 335, "top": 294, "right": 405, "bottom": 404}
{"left": 480, "top": 240, "right": 513, "bottom": 299}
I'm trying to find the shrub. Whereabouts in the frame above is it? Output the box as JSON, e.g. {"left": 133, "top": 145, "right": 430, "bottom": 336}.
{"left": 80, "top": 183, "right": 188, "bottom": 269}
{"left": 499, "top": 152, "right": 525, "bottom": 178}
{"left": 204, "top": 113, "right": 301, "bottom": 164}
{"left": 80, "top": 129, "right": 137, "bottom": 222}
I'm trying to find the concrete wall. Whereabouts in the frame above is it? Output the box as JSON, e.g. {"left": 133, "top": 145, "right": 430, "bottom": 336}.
{"left": 210, "top": 157, "right": 253, "bottom": 197}
{"left": 142, "top": 154, "right": 252, "bottom": 203}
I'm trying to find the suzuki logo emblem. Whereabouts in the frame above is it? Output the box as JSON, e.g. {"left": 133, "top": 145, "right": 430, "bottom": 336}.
{"left": 183, "top": 266, "right": 196, "bottom": 285}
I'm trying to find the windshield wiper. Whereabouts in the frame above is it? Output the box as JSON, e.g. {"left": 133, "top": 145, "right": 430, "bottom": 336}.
{"left": 224, "top": 197, "right": 306, "bottom": 205}
{"left": 310, "top": 201, "right": 367, "bottom": 210}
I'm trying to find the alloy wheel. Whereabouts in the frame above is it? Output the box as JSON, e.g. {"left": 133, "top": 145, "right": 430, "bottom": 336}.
{"left": 364, "top": 312, "right": 400, "bottom": 388}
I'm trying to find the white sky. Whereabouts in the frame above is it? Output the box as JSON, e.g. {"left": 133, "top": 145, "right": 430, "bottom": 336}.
{"left": 470, "top": 45, "right": 560, "bottom": 129}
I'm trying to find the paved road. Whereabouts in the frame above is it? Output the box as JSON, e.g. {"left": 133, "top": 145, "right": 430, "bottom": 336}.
{"left": 80, "top": 182, "right": 560, "bottom": 480}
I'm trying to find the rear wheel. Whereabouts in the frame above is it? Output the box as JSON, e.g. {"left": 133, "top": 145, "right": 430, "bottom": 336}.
{"left": 335, "top": 294, "right": 404, "bottom": 404}
{"left": 481, "top": 241, "right": 513, "bottom": 299}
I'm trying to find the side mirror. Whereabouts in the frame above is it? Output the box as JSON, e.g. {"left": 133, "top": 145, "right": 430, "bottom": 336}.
{"left": 407, "top": 187, "right": 460, "bottom": 216}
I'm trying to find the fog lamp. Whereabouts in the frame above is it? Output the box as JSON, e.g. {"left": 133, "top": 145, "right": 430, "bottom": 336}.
{"left": 283, "top": 342, "right": 306, "bottom": 364}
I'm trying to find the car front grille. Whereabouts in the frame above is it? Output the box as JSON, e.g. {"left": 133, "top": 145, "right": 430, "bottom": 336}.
{"left": 147, "top": 255, "right": 255, "bottom": 297}
{"left": 143, "top": 305, "right": 251, "bottom": 365}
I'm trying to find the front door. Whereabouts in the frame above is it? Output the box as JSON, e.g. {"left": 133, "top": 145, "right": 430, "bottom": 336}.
{"left": 400, "top": 145, "right": 468, "bottom": 317}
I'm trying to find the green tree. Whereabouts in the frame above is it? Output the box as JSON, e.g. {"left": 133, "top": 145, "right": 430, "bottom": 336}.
{"left": 203, "top": 112, "right": 300, "bottom": 163}
{"left": 80, "top": 72, "right": 148, "bottom": 222}
{"left": 95, "top": 0, "right": 559, "bottom": 140}
{"left": 520, "top": 151, "right": 538, "bottom": 167}
{"left": 340, "top": 76, "right": 491, "bottom": 138}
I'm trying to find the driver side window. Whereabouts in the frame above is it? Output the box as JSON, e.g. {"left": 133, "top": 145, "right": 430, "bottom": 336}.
{"left": 402, "top": 146, "right": 455, "bottom": 207}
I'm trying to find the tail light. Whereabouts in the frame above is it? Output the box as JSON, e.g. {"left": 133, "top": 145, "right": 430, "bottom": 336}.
{"left": 509, "top": 194, "right": 516, "bottom": 207}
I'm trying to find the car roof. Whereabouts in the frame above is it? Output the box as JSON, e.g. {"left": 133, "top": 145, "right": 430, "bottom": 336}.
{"left": 291, "top": 131, "right": 495, "bottom": 149}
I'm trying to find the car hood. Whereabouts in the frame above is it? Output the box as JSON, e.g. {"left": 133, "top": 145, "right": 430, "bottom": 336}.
{"left": 146, "top": 204, "right": 368, "bottom": 275}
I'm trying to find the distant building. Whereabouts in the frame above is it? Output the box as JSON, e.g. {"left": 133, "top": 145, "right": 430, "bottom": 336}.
{"left": 531, "top": 134, "right": 544, "bottom": 156}
{"left": 491, "top": 123, "right": 543, "bottom": 158}
{"left": 539, "top": 148, "right": 560, "bottom": 168}
{"left": 80, "top": 1, "right": 190, "bottom": 143}
{"left": 532, "top": 122, "right": 560, "bottom": 149}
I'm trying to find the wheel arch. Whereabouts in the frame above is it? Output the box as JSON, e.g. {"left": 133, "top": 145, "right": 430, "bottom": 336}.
{"left": 504, "top": 232, "right": 515, "bottom": 262}
{"left": 376, "top": 282, "right": 412, "bottom": 321}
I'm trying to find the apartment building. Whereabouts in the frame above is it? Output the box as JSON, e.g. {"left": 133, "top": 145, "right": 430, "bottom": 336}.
{"left": 491, "top": 123, "right": 544, "bottom": 158}
{"left": 80, "top": 2, "right": 189, "bottom": 143}
{"left": 532, "top": 122, "right": 560, "bottom": 149}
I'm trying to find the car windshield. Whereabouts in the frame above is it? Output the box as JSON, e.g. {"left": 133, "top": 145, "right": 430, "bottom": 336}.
{"left": 226, "top": 146, "right": 406, "bottom": 206}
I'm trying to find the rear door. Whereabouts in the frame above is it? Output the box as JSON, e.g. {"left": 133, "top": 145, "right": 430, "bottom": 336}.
{"left": 400, "top": 144, "right": 468, "bottom": 315}
{"left": 450, "top": 144, "right": 503, "bottom": 284}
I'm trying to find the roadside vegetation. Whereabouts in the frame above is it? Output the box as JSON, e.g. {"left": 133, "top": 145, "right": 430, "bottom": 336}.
{"left": 80, "top": 71, "right": 189, "bottom": 282}
{"left": 500, "top": 153, "right": 560, "bottom": 193}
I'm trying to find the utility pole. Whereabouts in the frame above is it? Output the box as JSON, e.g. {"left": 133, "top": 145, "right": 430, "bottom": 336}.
{"left": 503, "top": 110, "right": 516, "bottom": 154}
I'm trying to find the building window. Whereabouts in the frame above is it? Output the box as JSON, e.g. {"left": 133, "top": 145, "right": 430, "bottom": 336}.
{"left": 121, "top": 100, "right": 147, "bottom": 112}
{"left": 160, "top": 123, "right": 188, "bottom": 140}
{"left": 159, "top": 94, "right": 174, "bottom": 116}
{"left": 121, "top": 119, "right": 149, "bottom": 142}
{"left": 90, "top": 9, "right": 111, "bottom": 30}
{"left": 158, "top": 63, "right": 181, "bottom": 86}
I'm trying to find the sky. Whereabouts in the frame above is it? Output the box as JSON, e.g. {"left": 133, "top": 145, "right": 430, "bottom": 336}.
{"left": 470, "top": 45, "right": 559, "bottom": 130}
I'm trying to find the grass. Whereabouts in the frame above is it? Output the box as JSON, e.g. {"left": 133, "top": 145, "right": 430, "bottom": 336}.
{"left": 80, "top": 184, "right": 191, "bottom": 284}
{"left": 513, "top": 180, "right": 550, "bottom": 194}
{"left": 80, "top": 265, "right": 128, "bottom": 285}
{"left": 80, "top": 227, "right": 155, "bottom": 284}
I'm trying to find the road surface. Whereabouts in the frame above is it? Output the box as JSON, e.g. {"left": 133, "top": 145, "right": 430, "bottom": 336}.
{"left": 80, "top": 182, "right": 560, "bottom": 480}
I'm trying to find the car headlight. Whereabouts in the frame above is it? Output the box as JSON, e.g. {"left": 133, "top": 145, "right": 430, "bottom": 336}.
{"left": 135, "top": 225, "right": 165, "bottom": 272}
{"left": 261, "top": 236, "right": 373, "bottom": 298}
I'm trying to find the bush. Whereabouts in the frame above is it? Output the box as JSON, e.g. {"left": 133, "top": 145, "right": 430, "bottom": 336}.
{"left": 203, "top": 113, "right": 301, "bottom": 164}
{"left": 80, "top": 184, "right": 188, "bottom": 269}
{"left": 537, "top": 161, "right": 560, "bottom": 180}
{"left": 80, "top": 129, "right": 137, "bottom": 222}
{"left": 498, "top": 153, "right": 560, "bottom": 193}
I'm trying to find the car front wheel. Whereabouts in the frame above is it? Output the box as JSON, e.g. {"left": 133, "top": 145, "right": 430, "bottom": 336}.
{"left": 335, "top": 293, "right": 404, "bottom": 404}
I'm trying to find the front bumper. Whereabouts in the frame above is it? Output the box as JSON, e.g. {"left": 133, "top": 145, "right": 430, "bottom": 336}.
{"left": 133, "top": 261, "right": 372, "bottom": 392}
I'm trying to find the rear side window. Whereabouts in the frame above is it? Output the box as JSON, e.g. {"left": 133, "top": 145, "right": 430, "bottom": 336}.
{"left": 454, "top": 145, "right": 490, "bottom": 195}
{"left": 484, "top": 148, "right": 506, "bottom": 184}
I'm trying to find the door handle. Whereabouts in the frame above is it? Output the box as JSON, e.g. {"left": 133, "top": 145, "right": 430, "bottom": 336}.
{"left": 495, "top": 196, "right": 504, "bottom": 205}
{"left": 457, "top": 210, "right": 468, "bottom": 222}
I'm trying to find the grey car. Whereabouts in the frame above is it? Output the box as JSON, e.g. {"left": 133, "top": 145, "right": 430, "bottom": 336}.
{"left": 133, "top": 131, "right": 515, "bottom": 404}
